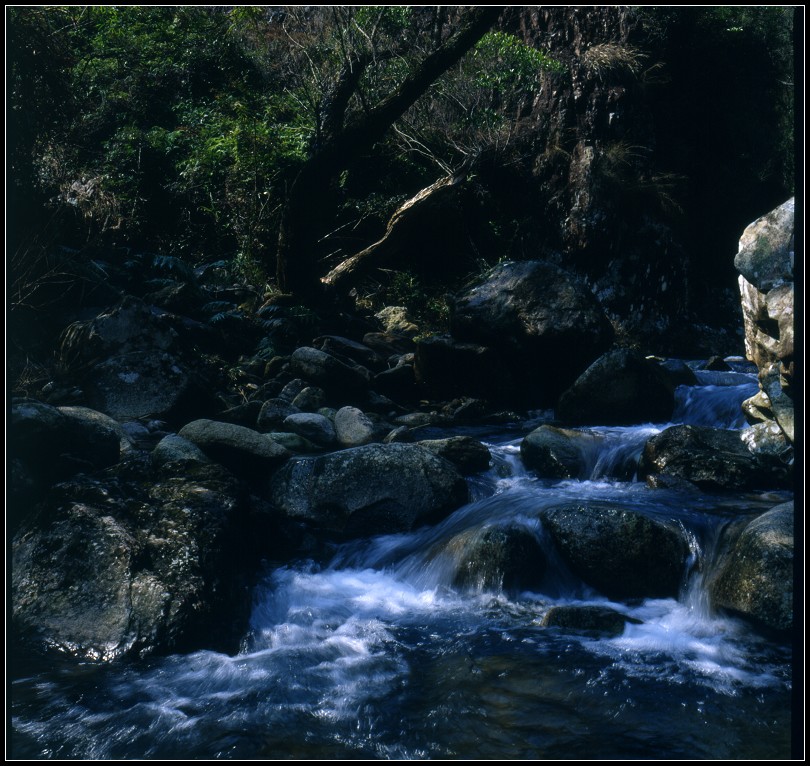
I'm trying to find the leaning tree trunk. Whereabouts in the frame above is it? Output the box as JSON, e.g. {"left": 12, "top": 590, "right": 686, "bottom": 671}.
{"left": 274, "top": 6, "right": 502, "bottom": 299}
{"left": 322, "top": 171, "right": 468, "bottom": 292}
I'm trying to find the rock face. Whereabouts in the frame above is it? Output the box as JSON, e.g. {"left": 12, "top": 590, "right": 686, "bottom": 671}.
{"left": 540, "top": 503, "right": 689, "bottom": 599}
{"left": 735, "top": 199, "right": 794, "bottom": 446}
{"left": 556, "top": 348, "right": 675, "bottom": 425}
{"left": 12, "top": 461, "right": 254, "bottom": 660}
{"left": 709, "top": 502, "right": 793, "bottom": 633}
{"left": 448, "top": 260, "right": 613, "bottom": 403}
{"left": 640, "top": 425, "right": 791, "bottom": 490}
{"left": 269, "top": 444, "right": 468, "bottom": 537}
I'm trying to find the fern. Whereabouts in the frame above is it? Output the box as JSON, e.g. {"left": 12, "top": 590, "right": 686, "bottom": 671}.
{"left": 201, "top": 300, "right": 237, "bottom": 314}
{"left": 209, "top": 309, "right": 244, "bottom": 325}
{"left": 152, "top": 254, "right": 194, "bottom": 281}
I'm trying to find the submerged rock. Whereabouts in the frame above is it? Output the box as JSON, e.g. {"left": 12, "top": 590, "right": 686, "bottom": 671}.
{"left": 541, "top": 605, "right": 641, "bottom": 636}
{"left": 540, "top": 503, "right": 689, "bottom": 599}
{"left": 269, "top": 443, "right": 468, "bottom": 537}
{"left": 709, "top": 501, "right": 793, "bottom": 633}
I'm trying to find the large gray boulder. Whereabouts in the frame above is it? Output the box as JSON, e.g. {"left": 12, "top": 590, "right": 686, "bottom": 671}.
{"left": 12, "top": 461, "right": 253, "bottom": 660}
{"left": 178, "top": 419, "right": 289, "bottom": 477}
{"left": 735, "top": 199, "right": 794, "bottom": 448}
{"left": 539, "top": 503, "right": 689, "bottom": 599}
{"left": 709, "top": 501, "right": 793, "bottom": 633}
{"left": 334, "top": 406, "right": 379, "bottom": 448}
{"left": 556, "top": 348, "right": 675, "bottom": 425}
{"left": 269, "top": 443, "right": 468, "bottom": 537}
{"left": 449, "top": 260, "right": 614, "bottom": 403}
{"left": 639, "top": 425, "right": 791, "bottom": 490}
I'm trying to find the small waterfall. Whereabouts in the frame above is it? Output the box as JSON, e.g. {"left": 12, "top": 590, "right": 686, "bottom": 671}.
{"left": 672, "top": 370, "right": 758, "bottom": 429}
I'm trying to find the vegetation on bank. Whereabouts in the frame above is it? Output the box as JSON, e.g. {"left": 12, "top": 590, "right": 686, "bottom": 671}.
{"left": 8, "top": 6, "right": 795, "bottom": 341}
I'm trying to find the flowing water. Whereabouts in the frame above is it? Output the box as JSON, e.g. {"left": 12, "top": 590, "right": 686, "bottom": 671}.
{"left": 10, "top": 367, "right": 794, "bottom": 759}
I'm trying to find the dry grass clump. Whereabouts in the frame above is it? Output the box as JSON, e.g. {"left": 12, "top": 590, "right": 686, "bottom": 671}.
{"left": 581, "top": 43, "right": 644, "bottom": 77}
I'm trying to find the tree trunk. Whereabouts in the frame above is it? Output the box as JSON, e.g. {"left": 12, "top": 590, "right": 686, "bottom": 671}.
{"left": 275, "top": 6, "right": 502, "bottom": 298}
{"left": 322, "top": 172, "right": 466, "bottom": 292}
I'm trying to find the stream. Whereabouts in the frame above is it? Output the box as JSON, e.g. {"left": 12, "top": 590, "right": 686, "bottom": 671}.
{"left": 10, "top": 366, "right": 794, "bottom": 759}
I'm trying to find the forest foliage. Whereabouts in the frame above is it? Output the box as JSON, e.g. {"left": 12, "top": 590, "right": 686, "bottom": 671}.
{"left": 8, "top": 6, "right": 795, "bottom": 317}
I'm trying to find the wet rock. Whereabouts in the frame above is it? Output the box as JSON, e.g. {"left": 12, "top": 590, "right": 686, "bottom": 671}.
{"left": 417, "top": 436, "right": 491, "bottom": 475}
{"left": 701, "top": 355, "right": 732, "bottom": 371}
{"left": 540, "top": 503, "right": 689, "bottom": 599}
{"left": 639, "top": 425, "right": 791, "bottom": 490}
{"left": 450, "top": 260, "right": 613, "bottom": 403}
{"left": 556, "top": 348, "right": 675, "bottom": 426}
{"left": 521, "top": 424, "right": 599, "bottom": 478}
{"left": 740, "top": 422, "right": 793, "bottom": 464}
{"left": 178, "top": 419, "right": 289, "bottom": 478}
{"left": 12, "top": 461, "right": 254, "bottom": 661}
{"left": 269, "top": 444, "right": 468, "bottom": 537}
{"left": 541, "top": 605, "right": 641, "bottom": 636}
{"left": 447, "top": 525, "right": 546, "bottom": 594}
{"left": 334, "top": 406, "right": 379, "bottom": 448}
{"left": 657, "top": 359, "right": 699, "bottom": 388}
{"left": 709, "top": 501, "right": 793, "bottom": 633}
{"left": 282, "top": 412, "right": 337, "bottom": 447}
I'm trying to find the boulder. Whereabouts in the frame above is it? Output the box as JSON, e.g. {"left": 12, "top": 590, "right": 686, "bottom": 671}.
{"left": 735, "top": 199, "right": 794, "bottom": 449}
{"left": 449, "top": 260, "right": 613, "bottom": 402}
{"left": 256, "top": 398, "right": 300, "bottom": 432}
{"left": 315, "top": 335, "right": 385, "bottom": 371}
{"left": 288, "top": 346, "right": 372, "bottom": 397}
{"left": 639, "top": 425, "right": 791, "bottom": 490}
{"left": 709, "top": 502, "right": 793, "bottom": 633}
{"left": 541, "top": 605, "right": 641, "bottom": 636}
{"left": 282, "top": 412, "right": 337, "bottom": 447}
{"left": 416, "top": 436, "right": 491, "bottom": 475}
{"left": 58, "top": 406, "right": 134, "bottom": 453}
{"left": 178, "top": 419, "right": 289, "bottom": 477}
{"left": 445, "top": 525, "right": 546, "bottom": 594}
{"left": 520, "top": 424, "right": 599, "bottom": 479}
{"left": 375, "top": 306, "right": 420, "bottom": 338}
{"left": 539, "top": 503, "right": 689, "bottom": 599}
{"left": 291, "top": 386, "right": 327, "bottom": 412}
{"left": 334, "top": 406, "right": 378, "bottom": 448}
{"left": 152, "top": 434, "right": 211, "bottom": 467}
{"left": 734, "top": 198, "right": 794, "bottom": 292}
{"left": 269, "top": 443, "right": 468, "bottom": 537}
{"left": 10, "top": 399, "right": 120, "bottom": 485}
{"left": 556, "top": 348, "right": 675, "bottom": 425}
{"left": 12, "top": 461, "right": 254, "bottom": 660}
